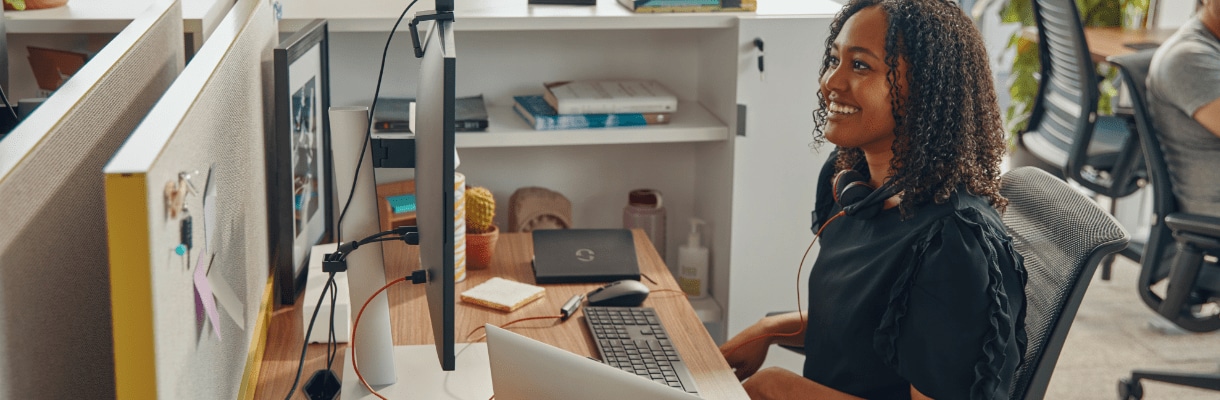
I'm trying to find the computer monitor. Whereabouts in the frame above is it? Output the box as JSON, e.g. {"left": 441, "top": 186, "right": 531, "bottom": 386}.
{"left": 415, "top": 15, "right": 458, "bottom": 372}
{"left": 103, "top": 0, "right": 276, "bottom": 398}
{"left": 0, "top": 0, "right": 184, "bottom": 397}
{"left": 339, "top": 15, "right": 469, "bottom": 400}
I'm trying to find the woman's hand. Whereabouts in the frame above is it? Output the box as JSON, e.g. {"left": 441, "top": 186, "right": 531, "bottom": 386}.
{"left": 743, "top": 367, "right": 866, "bottom": 400}
{"left": 720, "top": 318, "right": 778, "bottom": 380}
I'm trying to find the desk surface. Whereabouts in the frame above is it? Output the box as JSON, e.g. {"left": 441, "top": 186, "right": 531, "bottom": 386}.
{"left": 254, "top": 230, "right": 749, "bottom": 399}
{"left": 1083, "top": 27, "right": 1177, "bottom": 62}
{"left": 1019, "top": 26, "right": 1176, "bottom": 63}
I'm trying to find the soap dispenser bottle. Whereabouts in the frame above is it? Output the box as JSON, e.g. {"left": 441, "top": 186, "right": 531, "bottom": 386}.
{"left": 678, "top": 218, "right": 709, "bottom": 298}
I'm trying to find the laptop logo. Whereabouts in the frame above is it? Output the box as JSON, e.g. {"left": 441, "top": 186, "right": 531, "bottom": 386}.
{"left": 575, "top": 248, "right": 595, "bottom": 262}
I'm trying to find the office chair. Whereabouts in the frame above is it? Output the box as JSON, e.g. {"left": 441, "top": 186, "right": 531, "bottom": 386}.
{"left": 1107, "top": 51, "right": 1220, "bottom": 399}
{"left": 768, "top": 167, "right": 1129, "bottom": 399}
{"left": 1002, "top": 166, "right": 1130, "bottom": 399}
{"left": 1020, "top": 0, "right": 1146, "bottom": 197}
{"left": 1020, "top": 0, "right": 1147, "bottom": 281}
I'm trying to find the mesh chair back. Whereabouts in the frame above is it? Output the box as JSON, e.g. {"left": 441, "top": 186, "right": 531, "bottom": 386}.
{"left": 1001, "top": 167, "right": 1130, "bottom": 399}
{"left": 1107, "top": 51, "right": 1177, "bottom": 284}
{"left": 1022, "top": 0, "right": 1098, "bottom": 172}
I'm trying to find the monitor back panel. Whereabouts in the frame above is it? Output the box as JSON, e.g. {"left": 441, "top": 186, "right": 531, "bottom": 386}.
{"left": 104, "top": 0, "right": 276, "bottom": 398}
{"left": 0, "top": 1, "right": 183, "bottom": 398}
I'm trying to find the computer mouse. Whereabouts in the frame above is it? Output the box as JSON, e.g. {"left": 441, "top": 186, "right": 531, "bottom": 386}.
{"left": 586, "top": 279, "right": 650, "bottom": 307}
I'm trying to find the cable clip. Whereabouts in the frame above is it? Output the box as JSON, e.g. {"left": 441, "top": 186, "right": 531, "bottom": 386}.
{"left": 322, "top": 251, "right": 348, "bottom": 273}
{"left": 409, "top": 10, "right": 456, "bottom": 58}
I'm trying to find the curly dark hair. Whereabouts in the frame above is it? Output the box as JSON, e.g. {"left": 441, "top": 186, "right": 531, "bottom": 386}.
{"left": 812, "top": 0, "right": 1008, "bottom": 215}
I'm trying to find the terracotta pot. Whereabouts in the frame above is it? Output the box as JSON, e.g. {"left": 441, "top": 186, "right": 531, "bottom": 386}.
{"left": 5, "top": 0, "right": 69, "bottom": 10}
{"left": 466, "top": 225, "right": 499, "bottom": 270}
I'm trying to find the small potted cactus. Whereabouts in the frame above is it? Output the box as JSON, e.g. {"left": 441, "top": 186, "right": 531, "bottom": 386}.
{"left": 465, "top": 186, "right": 498, "bottom": 269}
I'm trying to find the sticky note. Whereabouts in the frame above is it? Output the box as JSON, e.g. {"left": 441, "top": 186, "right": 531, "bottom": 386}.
{"left": 194, "top": 247, "right": 221, "bottom": 340}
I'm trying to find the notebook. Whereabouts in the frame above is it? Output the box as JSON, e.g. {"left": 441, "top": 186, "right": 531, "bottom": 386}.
{"left": 485, "top": 325, "right": 701, "bottom": 400}
{"left": 531, "top": 229, "right": 640, "bottom": 283}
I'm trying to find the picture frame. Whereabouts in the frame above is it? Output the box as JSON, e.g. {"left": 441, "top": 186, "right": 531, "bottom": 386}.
{"left": 272, "top": 19, "right": 332, "bottom": 305}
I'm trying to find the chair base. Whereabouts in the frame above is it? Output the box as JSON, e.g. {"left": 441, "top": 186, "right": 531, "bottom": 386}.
{"left": 1119, "top": 369, "right": 1220, "bottom": 399}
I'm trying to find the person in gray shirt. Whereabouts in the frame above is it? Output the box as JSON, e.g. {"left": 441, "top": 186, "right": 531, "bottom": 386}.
{"left": 1147, "top": 0, "right": 1220, "bottom": 217}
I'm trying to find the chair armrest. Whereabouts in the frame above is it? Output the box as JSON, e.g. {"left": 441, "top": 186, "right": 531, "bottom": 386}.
{"left": 1164, "top": 213, "right": 1220, "bottom": 248}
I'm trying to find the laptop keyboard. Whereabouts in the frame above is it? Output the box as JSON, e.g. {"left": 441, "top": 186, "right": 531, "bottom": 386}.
{"left": 584, "top": 306, "right": 700, "bottom": 395}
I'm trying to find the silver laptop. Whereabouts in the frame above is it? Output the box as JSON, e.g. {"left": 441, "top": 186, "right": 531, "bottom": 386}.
{"left": 485, "top": 324, "right": 702, "bottom": 400}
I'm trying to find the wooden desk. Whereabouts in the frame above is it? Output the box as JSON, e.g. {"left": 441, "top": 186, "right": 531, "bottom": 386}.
{"left": 1083, "top": 27, "right": 1176, "bottom": 63}
{"left": 254, "top": 230, "right": 749, "bottom": 399}
{"left": 1019, "top": 26, "right": 1176, "bottom": 63}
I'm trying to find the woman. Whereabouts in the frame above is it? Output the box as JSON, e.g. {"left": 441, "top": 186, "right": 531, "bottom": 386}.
{"left": 720, "top": 0, "right": 1027, "bottom": 399}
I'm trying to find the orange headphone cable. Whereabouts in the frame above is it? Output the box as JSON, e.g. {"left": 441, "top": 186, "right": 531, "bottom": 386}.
{"left": 722, "top": 210, "right": 844, "bottom": 359}
{"left": 466, "top": 315, "right": 566, "bottom": 343}
{"left": 351, "top": 276, "right": 408, "bottom": 400}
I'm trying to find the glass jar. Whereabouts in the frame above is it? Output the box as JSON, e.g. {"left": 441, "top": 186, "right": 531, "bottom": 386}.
{"left": 623, "top": 189, "right": 666, "bottom": 259}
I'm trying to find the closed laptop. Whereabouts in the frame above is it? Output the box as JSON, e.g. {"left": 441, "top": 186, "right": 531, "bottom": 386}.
{"left": 531, "top": 229, "right": 639, "bottom": 283}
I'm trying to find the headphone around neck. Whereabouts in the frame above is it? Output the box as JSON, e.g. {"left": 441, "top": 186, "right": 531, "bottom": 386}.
{"left": 831, "top": 169, "right": 901, "bottom": 219}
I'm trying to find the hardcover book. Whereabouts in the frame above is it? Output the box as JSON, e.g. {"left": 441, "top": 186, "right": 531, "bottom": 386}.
{"left": 513, "top": 95, "right": 671, "bottom": 131}
{"left": 543, "top": 80, "right": 677, "bottom": 114}
{"left": 617, "top": 0, "right": 756, "bottom": 12}
{"left": 372, "top": 95, "right": 490, "bottom": 132}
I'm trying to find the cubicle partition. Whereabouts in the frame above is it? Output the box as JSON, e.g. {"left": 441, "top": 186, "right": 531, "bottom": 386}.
{"left": 103, "top": 0, "right": 277, "bottom": 398}
{"left": 0, "top": 0, "right": 184, "bottom": 398}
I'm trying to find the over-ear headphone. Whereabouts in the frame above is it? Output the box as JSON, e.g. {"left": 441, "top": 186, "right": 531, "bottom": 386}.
{"left": 831, "top": 169, "right": 901, "bottom": 219}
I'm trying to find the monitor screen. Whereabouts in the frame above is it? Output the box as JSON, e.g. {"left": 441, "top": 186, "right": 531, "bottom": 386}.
{"left": 414, "top": 17, "right": 457, "bottom": 371}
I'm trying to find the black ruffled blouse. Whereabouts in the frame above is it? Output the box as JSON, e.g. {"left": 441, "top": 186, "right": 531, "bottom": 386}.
{"left": 802, "top": 156, "right": 1027, "bottom": 400}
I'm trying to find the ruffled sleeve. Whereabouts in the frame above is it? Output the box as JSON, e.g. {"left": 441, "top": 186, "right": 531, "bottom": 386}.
{"left": 873, "top": 208, "right": 1027, "bottom": 400}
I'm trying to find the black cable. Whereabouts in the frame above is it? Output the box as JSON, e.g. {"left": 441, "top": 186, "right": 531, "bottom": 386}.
{"left": 364, "top": 236, "right": 408, "bottom": 245}
{"left": 284, "top": 272, "right": 336, "bottom": 400}
{"left": 336, "top": 0, "right": 419, "bottom": 243}
{"left": 0, "top": 84, "right": 16, "bottom": 120}
{"left": 326, "top": 277, "right": 338, "bottom": 372}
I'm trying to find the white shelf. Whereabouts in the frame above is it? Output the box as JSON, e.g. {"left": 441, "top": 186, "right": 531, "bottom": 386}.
{"left": 279, "top": 0, "right": 841, "bottom": 33}
{"left": 4, "top": 0, "right": 230, "bottom": 35}
{"left": 455, "top": 100, "right": 727, "bottom": 148}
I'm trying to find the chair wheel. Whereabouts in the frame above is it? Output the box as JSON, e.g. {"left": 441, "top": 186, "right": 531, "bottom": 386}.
{"left": 1118, "top": 378, "right": 1143, "bottom": 400}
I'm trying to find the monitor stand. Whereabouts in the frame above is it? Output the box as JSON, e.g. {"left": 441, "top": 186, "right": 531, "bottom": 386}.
{"left": 340, "top": 343, "right": 493, "bottom": 399}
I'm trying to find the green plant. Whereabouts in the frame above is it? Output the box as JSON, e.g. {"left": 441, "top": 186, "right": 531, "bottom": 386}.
{"left": 466, "top": 186, "right": 496, "bottom": 234}
{"left": 1000, "top": 0, "right": 1135, "bottom": 139}
{"left": 5, "top": 0, "right": 27, "bottom": 10}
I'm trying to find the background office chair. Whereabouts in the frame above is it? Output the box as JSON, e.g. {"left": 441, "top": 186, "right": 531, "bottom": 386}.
{"left": 1107, "top": 51, "right": 1220, "bottom": 399}
{"left": 1020, "top": 0, "right": 1146, "bottom": 198}
{"left": 1020, "top": 0, "right": 1147, "bottom": 280}
{"left": 768, "top": 167, "right": 1129, "bottom": 399}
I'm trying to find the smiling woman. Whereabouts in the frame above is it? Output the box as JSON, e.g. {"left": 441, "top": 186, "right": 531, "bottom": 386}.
{"left": 720, "top": 1, "right": 1026, "bottom": 399}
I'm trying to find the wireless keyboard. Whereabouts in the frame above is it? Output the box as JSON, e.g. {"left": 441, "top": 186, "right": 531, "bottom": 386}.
{"left": 583, "top": 306, "right": 699, "bottom": 395}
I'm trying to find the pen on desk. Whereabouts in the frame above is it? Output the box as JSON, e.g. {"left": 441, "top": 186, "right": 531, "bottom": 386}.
{"left": 560, "top": 293, "right": 585, "bottom": 320}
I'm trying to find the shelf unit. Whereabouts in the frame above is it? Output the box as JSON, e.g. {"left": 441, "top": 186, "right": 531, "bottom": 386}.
{"left": 285, "top": 0, "right": 840, "bottom": 348}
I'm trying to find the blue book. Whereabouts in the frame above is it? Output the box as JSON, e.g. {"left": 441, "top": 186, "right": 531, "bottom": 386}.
{"left": 512, "top": 95, "right": 671, "bottom": 131}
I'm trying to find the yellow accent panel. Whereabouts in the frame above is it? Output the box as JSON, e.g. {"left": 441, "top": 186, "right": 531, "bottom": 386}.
{"left": 105, "top": 173, "right": 157, "bottom": 400}
{"left": 238, "top": 277, "right": 275, "bottom": 400}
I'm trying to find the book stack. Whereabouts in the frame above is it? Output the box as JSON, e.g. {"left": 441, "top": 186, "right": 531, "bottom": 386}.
{"left": 512, "top": 80, "right": 677, "bottom": 130}
{"left": 618, "top": 0, "right": 756, "bottom": 13}
{"left": 372, "top": 95, "right": 490, "bottom": 133}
